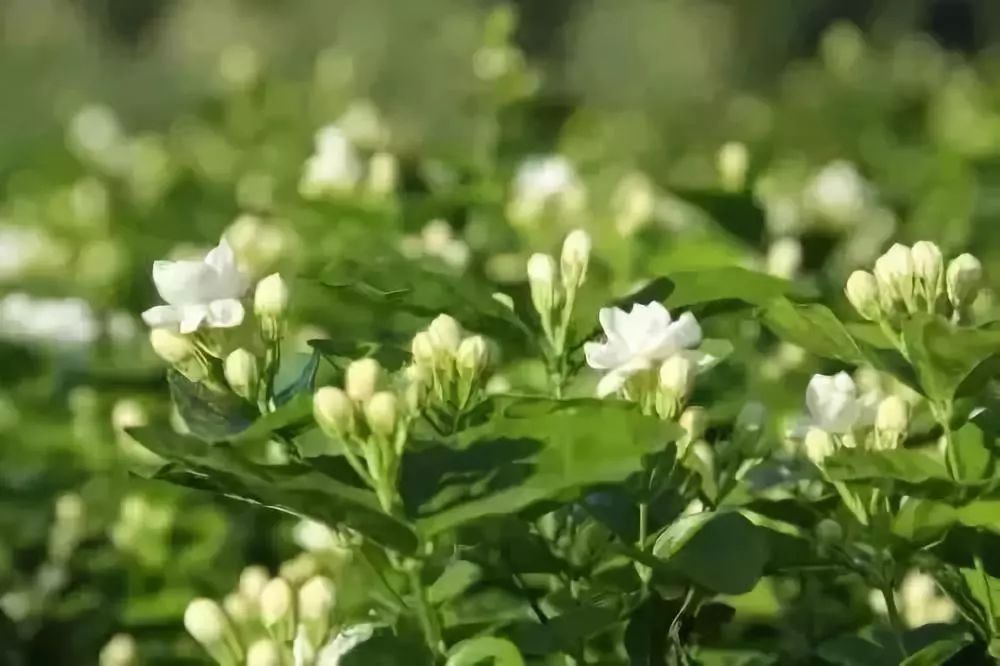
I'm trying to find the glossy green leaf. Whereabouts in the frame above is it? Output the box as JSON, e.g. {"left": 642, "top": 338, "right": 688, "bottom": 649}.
{"left": 951, "top": 422, "right": 993, "bottom": 482}
{"left": 339, "top": 627, "right": 434, "bottom": 666}
{"left": 652, "top": 511, "right": 770, "bottom": 594}
{"left": 507, "top": 604, "right": 619, "bottom": 656}
{"left": 412, "top": 397, "right": 679, "bottom": 536}
{"left": 758, "top": 300, "right": 862, "bottom": 363}
{"left": 824, "top": 449, "right": 951, "bottom": 485}
{"left": 892, "top": 499, "right": 956, "bottom": 543}
{"left": 127, "top": 425, "right": 418, "bottom": 553}
{"left": 428, "top": 560, "right": 483, "bottom": 606}
{"left": 901, "top": 314, "right": 1000, "bottom": 403}
{"left": 664, "top": 268, "right": 796, "bottom": 310}
{"left": 168, "top": 370, "right": 255, "bottom": 441}
{"left": 899, "top": 635, "right": 972, "bottom": 666}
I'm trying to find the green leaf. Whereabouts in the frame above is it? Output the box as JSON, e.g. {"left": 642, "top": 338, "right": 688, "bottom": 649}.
{"left": 951, "top": 422, "right": 994, "bottom": 482}
{"left": 892, "top": 499, "right": 957, "bottom": 543}
{"left": 818, "top": 624, "right": 965, "bottom": 665}
{"left": 309, "top": 338, "right": 411, "bottom": 373}
{"left": 428, "top": 560, "right": 483, "bottom": 606}
{"left": 412, "top": 397, "right": 678, "bottom": 536}
{"left": 624, "top": 597, "right": 670, "bottom": 666}
{"left": 446, "top": 638, "right": 525, "bottom": 666}
{"left": 168, "top": 370, "right": 256, "bottom": 441}
{"left": 664, "top": 268, "right": 796, "bottom": 310}
{"left": 339, "top": 626, "right": 434, "bottom": 666}
{"left": 901, "top": 314, "right": 1000, "bottom": 403}
{"left": 127, "top": 425, "right": 418, "bottom": 553}
{"left": 824, "top": 449, "right": 952, "bottom": 485}
{"left": 758, "top": 300, "right": 863, "bottom": 363}
{"left": 652, "top": 511, "right": 770, "bottom": 594}
{"left": 507, "top": 604, "right": 619, "bottom": 656}
{"left": 899, "top": 635, "right": 973, "bottom": 665}
{"left": 955, "top": 501, "right": 1000, "bottom": 533}
{"left": 229, "top": 393, "right": 314, "bottom": 444}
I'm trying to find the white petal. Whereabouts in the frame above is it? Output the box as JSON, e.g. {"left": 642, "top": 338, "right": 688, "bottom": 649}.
{"left": 204, "top": 238, "right": 237, "bottom": 274}
{"left": 205, "top": 299, "right": 245, "bottom": 329}
{"left": 598, "top": 307, "right": 629, "bottom": 343}
{"left": 141, "top": 305, "right": 182, "bottom": 328}
{"left": 178, "top": 305, "right": 209, "bottom": 334}
{"left": 584, "top": 340, "right": 629, "bottom": 370}
{"left": 153, "top": 260, "right": 216, "bottom": 307}
{"left": 832, "top": 371, "right": 857, "bottom": 395}
{"left": 670, "top": 312, "right": 702, "bottom": 349}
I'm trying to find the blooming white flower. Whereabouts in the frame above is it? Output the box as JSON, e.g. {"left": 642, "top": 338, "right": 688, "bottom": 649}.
{"left": 508, "top": 155, "right": 585, "bottom": 225}
{"left": 300, "top": 126, "right": 363, "bottom": 198}
{"left": 0, "top": 293, "right": 99, "bottom": 346}
{"left": 804, "top": 160, "right": 871, "bottom": 225}
{"left": 585, "top": 302, "right": 704, "bottom": 398}
{"left": 142, "top": 239, "right": 250, "bottom": 334}
{"left": 805, "top": 372, "right": 871, "bottom": 434}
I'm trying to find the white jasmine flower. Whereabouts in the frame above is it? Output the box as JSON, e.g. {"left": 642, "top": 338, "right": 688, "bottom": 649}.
{"left": 804, "top": 160, "right": 871, "bottom": 225}
{"left": 508, "top": 155, "right": 585, "bottom": 225}
{"left": 0, "top": 226, "right": 44, "bottom": 281}
{"left": 142, "top": 239, "right": 250, "bottom": 334}
{"left": 584, "top": 302, "right": 704, "bottom": 398}
{"left": 300, "top": 126, "right": 363, "bottom": 199}
{"left": 805, "top": 372, "right": 875, "bottom": 434}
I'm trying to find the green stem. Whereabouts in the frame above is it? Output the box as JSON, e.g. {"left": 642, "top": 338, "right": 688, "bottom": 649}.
{"left": 881, "top": 580, "right": 908, "bottom": 658}
{"left": 638, "top": 502, "right": 648, "bottom": 549}
{"left": 408, "top": 564, "right": 444, "bottom": 656}
{"left": 976, "top": 548, "right": 999, "bottom": 636}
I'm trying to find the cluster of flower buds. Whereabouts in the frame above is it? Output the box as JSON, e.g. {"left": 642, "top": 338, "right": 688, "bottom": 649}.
{"left": 313, "top": 358, "right": 411, "bottom": 512}
{"left": 299, "top": 124, "right": 398, "bottom": 201}
{"left": 409, "top": 314, "right": 492, "bottom": 416}
{"left": 527, "top": 229, "right": 592, "bottom": 355}
{"left": 845, "top": 242, "right": 984, "bottom": 323}
{"left": 184, "top": 566, "right": 338, "bottom": 666}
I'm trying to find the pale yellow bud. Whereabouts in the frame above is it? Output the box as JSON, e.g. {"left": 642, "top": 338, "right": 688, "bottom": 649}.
{"left": 560, "top": 229, "right": 591, "bottom": 291}
{"left": 223, "top": 592, "right": 253, "bottom": 625}
{"left": 99, "top": 633, "right": 137, "bottom": 666}
{"left": 457, "top": 335, "right": 489, "bottom": 375}
{"left": 527, "top": 253, "right": 558, "bottom": 316}
{"left": 946, "top": 253, "right": 983, "bottom": 309}
{"left": 874, "top": 243, "right": 915, "bottom": 309}
{"left": 224, "top": 348, "right": 259, "bottom": 401}
{"left": 804, "top": 428, "right": 836, "bottom": 466}
{"left": 411, "top": 331, "right": 436, "bottom": 365}
{"left": 911, "top": 241, "right": 943, "bottom": 304}
{"left": 238, "top": 566, "right": 270, "bottom": 602}
{"left": 183, "top": 598, "right": 228, "bottom": 647}
{"left": 149, "top": 328, "right": 196, "bottom": 364}
{"left": 364, "top": 391, "right": 398, "bottom": 437}
{"left": 314, "top": 387, "right": 354, "bottom": 438}
{"left": 259, "top": 578, "right": 295, "bottom": 641}
{"left": 845, "top": 270, "right": 881, "bottom": 320}
{"left": 659, "top": 355, "right": 696, "bottom": 398}
{"left": 345, "top": 358, "right": 381, "bottom": 402}
{"left": 366, "top": 151, "right": 398, "bottom": 196}
{"left": 876, "top": 396, "right": 908, "bottom": 434}
{"left": 298, "top": 576, "right": 336, "bottom": 622}
{"left": 254, "top": 273, "right": 290, "bottom": 319}
{"left": 717, "top": 141, "right": 749, "bottom": 191}
{"left": 679, "top": 407, "right": 707, "bottom": 442}
{"left": 246, "top": 639, "right": 282, "bottom": 666}
{"left": 428, "top": 314, "right": 462, "bottom": 355}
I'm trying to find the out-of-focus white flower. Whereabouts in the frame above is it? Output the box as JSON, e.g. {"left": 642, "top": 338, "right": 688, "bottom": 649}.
{"left": 717, "top": 141, "right": 749, "bottom": 192}
{"left": 99, "top": 633, "right": 137, "bottom": 666}
{"left": 67, "top": 105, "right": 127, "bottom": 172}
{"left": 508, "top": 155, "right": 585, "bottom": 226}
{"left": 337, "top": 100, "right": 387, "bottom": 149}
{"left": 293, "top": 519, "right": 342, "bottom": 553}
{"left": 142, "top": 238, "right": 250, "bottom": 334}
{"left": 804, "top": 160, "right": 871, "bottom": 225}
{"left": 584, "top": 302, "right": 705, "bottom": 398}
{"left": 611, "top": 171, "right": 655, "bottom": 236}
{"left": 766, "top": 237, "right": 803, "bottom": 279}
{"left": 900, "top": 571, "right": 957, "bottom": 627}
{"left": 0, "top": 226, "right": 45, "bottom": 281}
{"left": 399, "top": 220, "right": 470, "bottom": 269}
{"left": 0, "top": 293, "right": 99, "bottom": 346}
{"left": 300, "top": 126, "right": 363, "bottom": 199}
{"left": 805, "top": 372, "right": 871, "bottom": 434}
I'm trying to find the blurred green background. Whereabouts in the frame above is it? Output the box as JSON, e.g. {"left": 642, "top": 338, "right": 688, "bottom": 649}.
{"left": 5, "top": 0, "right": 1000, "bottom": 663}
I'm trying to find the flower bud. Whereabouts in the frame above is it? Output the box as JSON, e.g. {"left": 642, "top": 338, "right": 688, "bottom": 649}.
{"left": 874, "top": 395, "right": 908, "bottom": 451}
{"left": 99, "top": 634, "right": 137, "bottom": 666}
{"left": 457, "top": 335, "right": 489, "bottom": 376}
{"left": 428, "top": 314, "right": 462, "bottom": 355}
{"left": 411, "top": 331, "right": 436, "bottom": 366}
{"left": 946, "top": 253, "right": 983, "bottom": 310}
{"left": 874, "top": 244, "right": 915, "bottom": 310}
{"left": 527, "top": 253, "right": 558, "bottom": 316}
{"left": 254, "top": 273, "right": 290, "bottom": 319}
{"left": 911, "top": 241, "right": 943, "bottom": 305}
{"left": 259, "top": 577, "right": 295, "bottom": 642}
{"left": 298, "top": 576, "right": 336, "bottom": 622}
{"left": 238, "top": 565, "right": 270, "bottom": 603}
{"left": 314, "top": 387, "right": 354, "bottom": 438}
{"left": 246, "top": 639, "right": 282, "bottom": 666}
{"left": 345, "top": 358, "right": 381, "bottom": 402}
{"left": 845, "top": 270, "right": 881, "bottom": 321}
{"left": 659, "top": 355, "right": 696, "bottom": 398}
{"left": 224, "top": 348, "right": 259, "bottom": 401}
{"left": 815, "top": 518, "right": 843, "bottom": 544}
{"left": 364, "top": 391, "right": 398, "bottom": 438}
{"left": 717, "top": 141, "right": 749, "bottom": 192}
{"left": 366, "top": 151, "right": 398, "bottom": 197}
{"left": 184, "top": 598, "right": 239, "bottom": 660}
{"left": 679, "top": 407, "right": 707, "bottom": 442}
{"left": 223, "top": 592, "right": 253, "bottom": 626}
{"left": 560, "top": 229, "right": 591, "bottom": 291}
{"left": 804, "top": 428, "right": 836, "bottom": 466}
{"left": 149, "top": 328, "right": 196, "bottom": 364}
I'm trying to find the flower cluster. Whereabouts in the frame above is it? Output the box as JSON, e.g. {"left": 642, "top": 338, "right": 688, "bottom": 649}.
{"left": 526, "top": 228, "right": 591, "bottom": 357}
{"left": 845, "top": 241, "right": 984, "bottom": 323}
{"left": 409, "top": 314, "right": 491, "bottom": 416}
